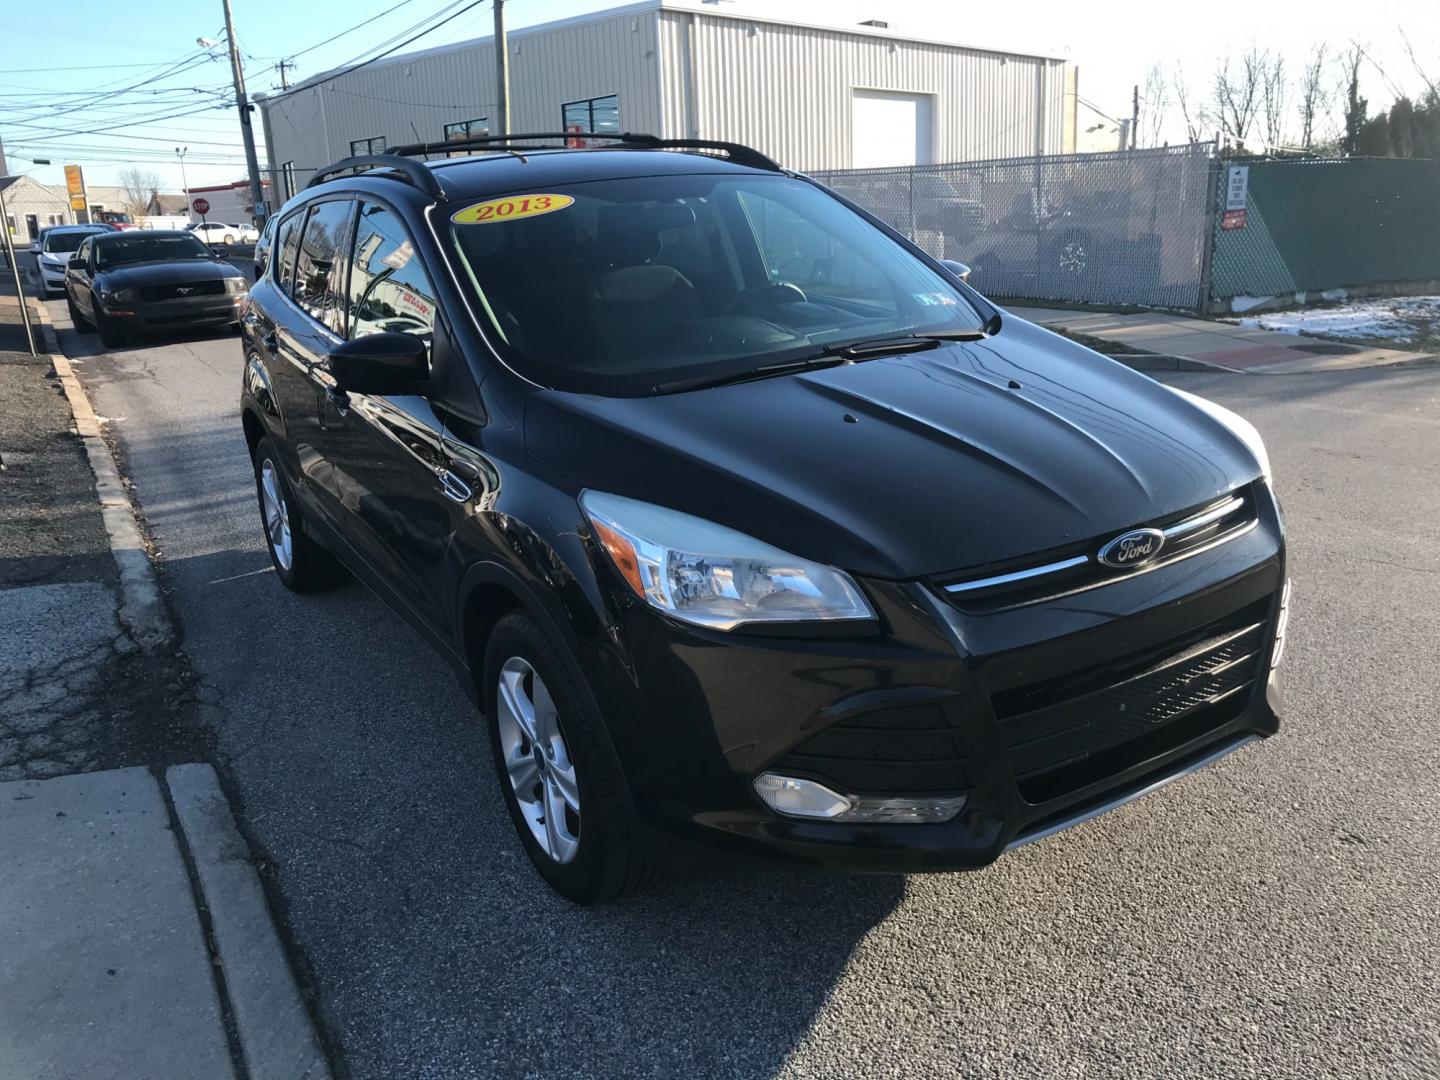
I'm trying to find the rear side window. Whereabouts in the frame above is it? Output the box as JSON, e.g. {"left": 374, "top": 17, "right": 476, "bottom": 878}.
{"left": 347, "top": 202, "right": 437, "bottom": 351}
{"left": 274, "top": 212, "right": 303, "bottom": 292}
{"left": 292, "top": 199, "right": 353, "bottom": 334}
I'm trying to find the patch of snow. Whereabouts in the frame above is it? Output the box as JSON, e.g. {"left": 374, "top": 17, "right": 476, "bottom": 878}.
{"left": 1235, "top": 296, "right": 1440, "bottom": 343}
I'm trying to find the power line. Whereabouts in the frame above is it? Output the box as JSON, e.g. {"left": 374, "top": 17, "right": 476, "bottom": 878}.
{"left": 287, "top": 0, "right": 422, "bottom": 61}
{"left": 283, "top": 0, "right": 485, "bottom": 97}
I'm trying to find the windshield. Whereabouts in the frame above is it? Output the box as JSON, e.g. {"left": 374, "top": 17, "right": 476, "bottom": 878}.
{"left": 445, "top": 173, "right": 987, "bottom": 395}
{"left": 43, "top": 230, "right": 100, "bottom": 254}
{"left": 95, "top": 233, "right": 214, "bottom": 268}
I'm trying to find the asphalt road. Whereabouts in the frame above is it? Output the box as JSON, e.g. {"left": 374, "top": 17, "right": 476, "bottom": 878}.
{"left": 50, "top": 290, "right": 1440, "bottom": 1079}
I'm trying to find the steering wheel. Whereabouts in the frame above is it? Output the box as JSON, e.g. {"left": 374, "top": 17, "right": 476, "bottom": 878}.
{"left": 726, "top": 281, "right": 807, "bottom": 315}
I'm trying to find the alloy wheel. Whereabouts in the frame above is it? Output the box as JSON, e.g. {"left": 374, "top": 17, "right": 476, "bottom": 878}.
{"left": 496, "top": 656, "right": 581, "bottom": 864}
{"left": 259, "top": 458, "right": 293, "bottom": 570}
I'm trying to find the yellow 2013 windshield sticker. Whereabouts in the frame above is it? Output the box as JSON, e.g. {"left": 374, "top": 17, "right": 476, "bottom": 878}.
{"left": 451, "top": 194, "right": 574, "bottom": 224}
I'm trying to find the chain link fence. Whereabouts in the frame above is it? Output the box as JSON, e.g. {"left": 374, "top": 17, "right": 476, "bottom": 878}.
{"left": 1208, "top": 157, "right": 1440, "bottom": 306}
{"left": 812, "top": 144, "right": 1218, "bottom": 311}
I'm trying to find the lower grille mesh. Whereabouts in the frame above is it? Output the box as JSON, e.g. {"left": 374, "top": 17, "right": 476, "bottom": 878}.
{"left": 998, "top": 621, "right": 1266, "bottom": 797}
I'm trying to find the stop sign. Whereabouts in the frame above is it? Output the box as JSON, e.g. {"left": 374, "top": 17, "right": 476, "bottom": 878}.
{"left": 192, "top": 197, "right": 210, "bottom": 214}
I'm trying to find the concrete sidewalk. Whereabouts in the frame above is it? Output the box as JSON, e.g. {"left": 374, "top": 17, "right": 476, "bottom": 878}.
{"left": 0, "top": 766, "right": 329, "bottom": 1080}
{"left": 1008, "top": 305, "right": 1439, "bottom": 374}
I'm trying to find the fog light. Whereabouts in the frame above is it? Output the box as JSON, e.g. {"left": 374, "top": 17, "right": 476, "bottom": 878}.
{"left": 1271, "top": 578, "right": 1291, "bottom": 669}
{"left": 754, "top": 772, "right": 968, "bottom": 824}
{"left": 754, "top": 773, "right": 852, "bottom": 819}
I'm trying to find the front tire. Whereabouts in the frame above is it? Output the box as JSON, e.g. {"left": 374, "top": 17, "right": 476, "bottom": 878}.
{"left": 224, "top": 234, "right": 235, "bottom": 245}
{"left": 484, "top": 612, "right": 651, "bottom": 904}
{"left": 251, "top": 437, "right": 347, "bottom": 592}
{"left": 66, "top": 290, "right": 93, "bottom": 331}
{"left": 94, "top": 299, "right": 126, "bottom": 348}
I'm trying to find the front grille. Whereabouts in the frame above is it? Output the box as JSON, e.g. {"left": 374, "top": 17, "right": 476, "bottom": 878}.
{"left": 936, "top": 486, "right": 1259, "bottom": 613}
{"left": 768, "top": 700, "right": 970, "bottom": 795}
{"left": 140, "top": 280, "right": 225, "bottom": 301}
{"left": 993, "top": 606, "right": 1268, "bottom": 803}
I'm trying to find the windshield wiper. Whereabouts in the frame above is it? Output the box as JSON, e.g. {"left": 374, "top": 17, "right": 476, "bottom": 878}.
{"left": 651, "top": 330, "right": 993, "bottom": 395}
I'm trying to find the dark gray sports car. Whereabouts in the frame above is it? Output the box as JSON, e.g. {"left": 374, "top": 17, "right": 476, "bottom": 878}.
{"left": 64, "top": 229, "right": 249, "bottom": 346}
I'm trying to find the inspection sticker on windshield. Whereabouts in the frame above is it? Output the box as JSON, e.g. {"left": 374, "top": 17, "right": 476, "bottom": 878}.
{"left": 913, "top": 292, "right": 960, "bottom": 307}
{"left": 451, "top": 194, "right": 574, "bottom": 225}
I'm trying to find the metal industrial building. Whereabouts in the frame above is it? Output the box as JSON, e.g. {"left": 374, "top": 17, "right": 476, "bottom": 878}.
{"left": 258, "top": 0, "right": 1074, "bottom": 199}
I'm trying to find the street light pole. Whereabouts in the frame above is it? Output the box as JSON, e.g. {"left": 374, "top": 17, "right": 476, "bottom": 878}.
{"left": 493, "top": 0, "right": 510, "bottom": 137}
{"left": 175, "top": 147, "right": 190, "bottom": 221}
{"left": 218, "top": 0, "right": 267, "bottom": 225}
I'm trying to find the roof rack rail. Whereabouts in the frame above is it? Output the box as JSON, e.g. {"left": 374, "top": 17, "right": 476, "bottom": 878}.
{"left": 306, "top": 154, "right": 445, "bottom": 198}
{"left": 384, "top": 132, "right": 783, "bottom": 172}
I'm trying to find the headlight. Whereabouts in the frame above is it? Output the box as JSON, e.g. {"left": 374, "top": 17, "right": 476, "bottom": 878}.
{"left": 579, "top": 491, "right": 875, "bottom": 631}
{"left": 1169, "top": 387, "right": 1271, "bottom": 481}
{"left": 102, "top": 287, "right": 134, "bottom": 304}
{"left": 224, "top": 277, "right": 249, "bottom": 294}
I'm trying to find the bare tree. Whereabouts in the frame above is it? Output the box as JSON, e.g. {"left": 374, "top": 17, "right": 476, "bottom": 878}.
{"left": 1172, "top": 62, "right": 1209, "bottom": 143}
{"left": 1341, "top": 45, "right": 1367, "bottom": 155}
{"left": 1139, "top": 65, "right": 1169, "bottom": 148}
{"left": 1398, "top": 28, "right": 1438, "bottom": 104}
{"left": 1260, "top": 54, "right": 1288, "bottom": 150}
{"left": 118, "top": 167, "right": 161, "bottom": 219}
{"left": 1297, "top": 43, "right": 1330, "bottom": 150}
{"left": 1212, "top": 47, "right": 1266, "bottom": 149}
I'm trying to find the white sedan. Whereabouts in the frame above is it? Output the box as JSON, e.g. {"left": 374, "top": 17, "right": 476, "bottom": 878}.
{"left": 188, "top": 221, "right": 260, "bottom": 245}
{"left": 27, "top": 225, "right": 112, "bottom": 295}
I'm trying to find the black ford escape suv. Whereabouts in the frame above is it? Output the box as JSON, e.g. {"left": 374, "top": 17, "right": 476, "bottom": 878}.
{"left": 239, "top": 133, "right": 1288, "bottom": 903}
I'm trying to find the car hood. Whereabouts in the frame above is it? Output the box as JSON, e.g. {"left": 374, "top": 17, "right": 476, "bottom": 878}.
{"left": 96, "top": 260, "right": 242, "bottom": 287}
{"left": 524, "top": 318, "right": 1264, "bottom": 580}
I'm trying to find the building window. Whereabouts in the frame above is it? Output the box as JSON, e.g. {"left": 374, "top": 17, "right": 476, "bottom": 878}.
{"left": 280, "top": 161, "right": 297, "bottom": 201}
{"left": 561, "top": 94, "right": 619, "bottom": 146}
{"left": 444, "top": 118, "right": 488, "bottom": 141}
{"left": 5, "top": 214, "right": 14, "bottom": 235}
{"left": 349, "top": 136, "right": 386, "bottom": 156}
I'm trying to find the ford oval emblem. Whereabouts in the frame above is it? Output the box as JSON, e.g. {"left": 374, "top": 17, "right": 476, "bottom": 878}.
{"left": 1098, "top": 527, "right": 1166, "bottom": 569}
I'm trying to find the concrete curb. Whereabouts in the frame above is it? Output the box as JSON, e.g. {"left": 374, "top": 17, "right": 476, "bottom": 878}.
{"left": 29, "top": 299, "right": 173, "bottom": 652}
{"left": 1106, "top": 353, "right": 1232, "bottom": 373}
{"left": 167, "top": 765, "right": 332, "bottom": 1080}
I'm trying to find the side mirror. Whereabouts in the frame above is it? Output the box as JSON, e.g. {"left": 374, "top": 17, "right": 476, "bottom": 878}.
{"left": 28, "top": 244, "right": 40, "bottom": 255}
{"left": 939, "top": 259, "right": 972, "bottom": 283}
{"left": 327, "top": 332, "right": 428, "bottom": 395}
{"left": 67, "top": 256, "right": 85, "bottom": 269}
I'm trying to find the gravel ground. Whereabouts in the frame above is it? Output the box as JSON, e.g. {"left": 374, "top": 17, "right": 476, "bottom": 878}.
{"left": 0, "top": 349, "right": 211, "bottom": 782}
{"left": 49, "top": 298, "right": 1440, "bottom": 1079}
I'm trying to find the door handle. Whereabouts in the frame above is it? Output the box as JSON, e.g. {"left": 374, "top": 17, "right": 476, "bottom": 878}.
{"left": 260, "top": 330, "right": 278, "bottom": 351}
{"left": 438, "top": 470, "right": 472, "bottom": 503}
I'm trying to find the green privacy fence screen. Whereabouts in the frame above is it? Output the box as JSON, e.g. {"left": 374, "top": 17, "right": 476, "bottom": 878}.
{"left": 1209, "top": 157, "right": 1440, "bottom": 304}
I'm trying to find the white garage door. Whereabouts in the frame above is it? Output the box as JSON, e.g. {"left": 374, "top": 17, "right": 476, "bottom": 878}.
{"left": 851, "top": 90, "right": 934, "bottom": 168}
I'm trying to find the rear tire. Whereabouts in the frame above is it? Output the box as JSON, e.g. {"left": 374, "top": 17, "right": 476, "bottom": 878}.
{"left": 66, "top": 290, "right": 93, "bottom": 332}
{"left": 483, "top": 612, "right": 652, "bottom": 904}
{"left": 251, "top": 436, "right": 348, "bottom": 592}
{"left": 224, "top": 234, "right": 235, "bottom": 246}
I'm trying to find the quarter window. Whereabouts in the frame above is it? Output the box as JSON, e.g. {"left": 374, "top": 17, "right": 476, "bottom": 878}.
{"left": 561, "top": 94, "right": 619, "bottom": 145}
{"left": 347, "top": 201, "right": 437, "bottom": 353}
{"left": 292, "top": 200, "right": 354, "bottom": 333}
{"left": 274, "top": 211, "right": 304, "bottom": 293}
{"left": 349, "top": 136, "right": 386, "bottom": 155}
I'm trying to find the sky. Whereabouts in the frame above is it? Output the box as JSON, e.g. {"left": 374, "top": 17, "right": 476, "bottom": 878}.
{"left": 2, "top": 0, "right": 1436, "bottom": 194}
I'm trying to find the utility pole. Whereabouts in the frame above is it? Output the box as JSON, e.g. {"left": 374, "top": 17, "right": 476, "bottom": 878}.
{"left": 1130, "top": 83, "right": 1140, "bottom": 150}
{"left": 176, "top": 147, "right": 190, "bottom": 218}
{"left": 276, "top": 58, "right": 290, "bottom": 91}
{"left": 494, "top": 0, "right": 510, "bottom": 136}
{"left": 221, "top": 0, "right": 267, "bottom": 225}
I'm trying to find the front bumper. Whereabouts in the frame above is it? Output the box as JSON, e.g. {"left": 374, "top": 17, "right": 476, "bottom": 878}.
{"left": 583, "top": 487, "right": 1286, "bottom": 872}
{"left": 105, "top": 294, "right": 245, "bottom": 329}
